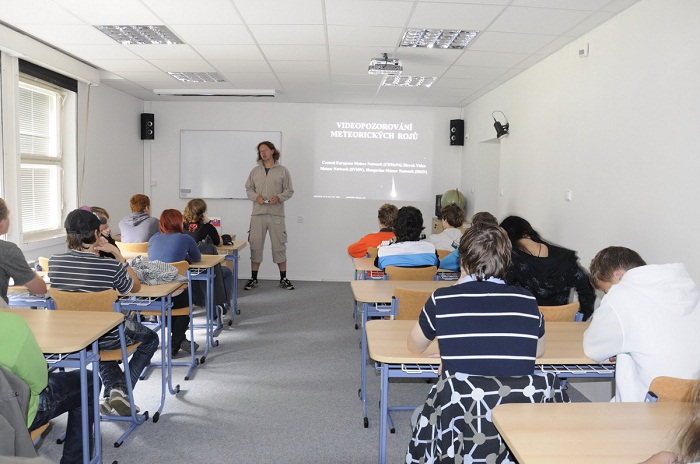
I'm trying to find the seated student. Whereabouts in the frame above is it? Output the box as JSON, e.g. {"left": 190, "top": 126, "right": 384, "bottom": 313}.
{"left": 0, "top": 312, "right": 95, "bottom": 464}
{"left": 0, "top": 198, "right": 47, "bottom": 304}
{"left": 439, "top": 211, "right": 498, "bottom": 272}
{"left": 375, "top": 206, "right": 438, "bottom": 271}
{"left": 500, "top": 215, "right": 596, "bottom": 320}
{"left": 182, "top": 198, "right": 234, "bottom": 311}
{"left": 347, "top": 203, "right": 398, "bottom": 258}
{"left": 118, "top": 194, "right": 159, "bottom": 243}
{"left": 406, "top": 224, "right": 553, "bottom": 463}
{"left": 638, "top": 379, "right": 700, "bottom": 464}
{"left": 583, "top": 246, "right": 700, "bottom": 402}
{"left": 148, "top": 209, "right": 201, "bottom": 356}
{"left": 49, "top": 209, "right": 159, "bottom": 416}
{"left": 425, "top": 203, "right": 464, "bottom": 251}
{"left": 90, "top": 206, "right": 118, "bottom": 259}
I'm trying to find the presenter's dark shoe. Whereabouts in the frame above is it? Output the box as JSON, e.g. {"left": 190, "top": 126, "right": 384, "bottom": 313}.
{"left": 279, "top": 277, "right": 295, "bottom": 290}
{"left": 244, "top": 278, "right": 258, "bottom": 290}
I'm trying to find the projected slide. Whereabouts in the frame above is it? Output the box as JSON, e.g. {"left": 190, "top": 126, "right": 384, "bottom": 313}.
{"left": 313, "top": 108, "right": 433, "bottom": 201}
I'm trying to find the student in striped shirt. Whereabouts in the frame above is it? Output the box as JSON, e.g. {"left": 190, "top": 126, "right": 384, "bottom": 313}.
{"left": 49, "top": 208, "right": 158, "bottom": 416}
{"left": 408, "top": 223, "right": 545, "bottom": 376}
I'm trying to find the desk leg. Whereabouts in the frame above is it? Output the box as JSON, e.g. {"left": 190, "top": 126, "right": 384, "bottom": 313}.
{"left": 230, "top": 250, "right": 240, "bottom": 317}
{"left": 379, "top": 363, "right": 389, "bottom": 464}
{"left": 360, "top": 302, "right": 369, "bottom": 428}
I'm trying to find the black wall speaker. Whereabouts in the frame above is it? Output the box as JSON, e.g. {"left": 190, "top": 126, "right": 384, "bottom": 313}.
{"left": 449, "top": 119, "right": 464, "bottom": 146}
{"left": 435, "top": 194, "right": 443, "bottom": 218}
{"left": 140, "top": 113, "right": 155, "bottom": 140}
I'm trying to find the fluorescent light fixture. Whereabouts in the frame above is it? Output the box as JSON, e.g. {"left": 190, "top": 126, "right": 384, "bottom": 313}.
{"left": 168, "top": 72, "right": 226, "bottom": 83}
{"left": 400, "top": 29, "right": 479, "bottom": 49}
{"left": 368, "top": 53, "right": 402, "bottom": 75}
{"left": 95, "top": 25, "right": 184, "bottom": 45}
{"left": 153, "top": 89, "right": 275, "bottom": 97}
{"left": 381, "top": 75, "right": 436, "bottom": 87}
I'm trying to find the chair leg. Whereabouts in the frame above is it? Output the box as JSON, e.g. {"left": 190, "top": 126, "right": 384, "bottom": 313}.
{"left": 100, "top": 324, "right": 148, "bottom": 448}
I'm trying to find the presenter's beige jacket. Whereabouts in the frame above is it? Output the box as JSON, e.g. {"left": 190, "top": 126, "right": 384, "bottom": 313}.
{"left": 245, "top": 160, "right": 294, "bottom": 217}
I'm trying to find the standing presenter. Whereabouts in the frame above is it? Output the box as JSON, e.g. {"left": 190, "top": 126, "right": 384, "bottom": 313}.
{"left": 244, "top": 141, "right": 295, "bottom": 291}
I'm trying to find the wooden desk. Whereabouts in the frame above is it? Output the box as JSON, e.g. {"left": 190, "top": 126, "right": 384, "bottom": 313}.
{"left": 217, "top": 240, "right": 247, "bottom": 316}
{"left": 8, "top": 285, "right": 51, "bottom": 308}
{"left": 493, "top": 402, "right": 683, "bottom": 464}
{"left": 366, "top": 320, "right": 616, "bottom": 464}
{"left": 352, "top": 257, "right": 459, "bottom": 281}
{"left": 188, "top": 255, "right": 226, "bottom": 355}
{"left": 351, "top": 279, "right": 453, "bottom": 430}
{"left": 118, "top": 281, "right": 187, "bottom": 423}
{"left": 0, "top": 308, "right": 123, "bottom": 464}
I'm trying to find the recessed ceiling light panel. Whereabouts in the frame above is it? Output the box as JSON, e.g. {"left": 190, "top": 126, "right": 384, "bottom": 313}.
{"left": 400, "top": 29, "right": 478, "bottom": 49}
{"left": 95, "top": 25, "right": 184, "bottom": 45}
{"left": 381, "top": 76, "right": 436, "bottom": 88}
{"left": 168, "top": 72, "right": 226, "bottom": 83}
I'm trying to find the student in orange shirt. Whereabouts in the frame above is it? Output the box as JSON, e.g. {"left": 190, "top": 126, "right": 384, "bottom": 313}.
{"left": 347, "top": 203, "right": 398, "bottom": 258}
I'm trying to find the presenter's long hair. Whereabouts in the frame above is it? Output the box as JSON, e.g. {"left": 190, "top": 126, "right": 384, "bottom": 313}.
{"left": 257, "top": 141, "right": 280, "bottom": 161}
{"left": 159, "top": 209, "right": 184, "bottom": 234}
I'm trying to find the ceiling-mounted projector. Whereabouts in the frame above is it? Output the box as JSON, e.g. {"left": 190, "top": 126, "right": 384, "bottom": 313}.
{"left": 368, "top": 53, "right": 403, "bottom": 75}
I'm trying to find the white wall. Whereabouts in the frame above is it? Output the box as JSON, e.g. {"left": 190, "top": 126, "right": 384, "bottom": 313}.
{"left": 461, "top": 0, "right": 700, "bottom": 282}
{"left": 142, "top": 101, "right": 461, "bottom": 281}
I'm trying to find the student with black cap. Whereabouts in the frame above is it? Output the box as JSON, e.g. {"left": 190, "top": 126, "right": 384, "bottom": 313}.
{"left": 48, "top": 208, "right": 158, "bottom": 416}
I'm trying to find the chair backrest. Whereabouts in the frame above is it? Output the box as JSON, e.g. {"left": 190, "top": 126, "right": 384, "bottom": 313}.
{"left": 169, "top": 260, "right": 189, "bottom": 277}
{"left": 366, "top": 247, "right": 378, "bottom": 259}
{"left": 646, "top": 376, "right": 697, "bottom": 402}
{"left": 436, "top": 249, "right": 453, "bottom": 260}
{"left": 538, "top": 302, "right": 580, "bottom": 322}
{"left": 393, "top": 287, "right": 433, "bottom": 320}
{"left": 385, "top": 265, "right": 437, "bottom": 281}
{"left": 115, "top": 241, "right": 148, "bottom": 253}
{"left": 49, "top": 288, "right": 118, "bottom": 312}
{"left": 38, "top": 256, "right": 49, "bottom": 272}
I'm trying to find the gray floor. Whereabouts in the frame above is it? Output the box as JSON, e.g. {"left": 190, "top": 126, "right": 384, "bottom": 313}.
{"left": 35, "top": 280, "right": 590, "bottom": 463}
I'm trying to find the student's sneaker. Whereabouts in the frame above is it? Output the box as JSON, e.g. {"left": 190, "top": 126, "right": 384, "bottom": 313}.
{"left": 108, "top": 388, "right": 140, "bottom": 417}
{"left": 99, "top": 398, "right": 112, "bottom": 415}
{"left": 180, "top": 339, "right": 200, "bottom": 354}
{"left": 243, "top": 279, "right": 258, "bottom": 290}
{"left": 279, "top": 277, "right": 295, "bottom": 290}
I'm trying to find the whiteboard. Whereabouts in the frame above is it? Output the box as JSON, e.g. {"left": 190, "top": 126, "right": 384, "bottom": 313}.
{"left": 179, "top": 130, "right": 282, "bottom": 199}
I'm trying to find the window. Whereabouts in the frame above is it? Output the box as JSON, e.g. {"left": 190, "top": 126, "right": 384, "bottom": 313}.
{"left": 18, "top": 79, "right": 64, "bottom": 237}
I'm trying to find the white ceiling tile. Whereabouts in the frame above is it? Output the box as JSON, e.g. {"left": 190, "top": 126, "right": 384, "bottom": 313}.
{"left": 210, "top": 60, "right": 271, "bottom": 73}
{"left": 235, "top": 0, "right": 324, "bottom": 24}
{"left": 260, "top": 45, "right": 328, "bottom": 61}
{"left": 277, "top": 72, "right": 330, "bottom": 85}
{"left": 328, "top": 46, "right": 393, "bottom": 61}
{"left": 333, "top": 74, "right": 385, "bottom": 85}
{"left": 602, "top": 0, "right": 644, "bottom": 12}
{"left": 145, "top": 0, "right": 243, "bottom": 24}
{"left": 431, "top": 77, "right": 486, "bottom": 90}
{"left": 112, "top": 72, "right": 176, "bottom": 84}
{"left": 125, "top": 44, "right": 203, "bottom": 60}
{"left": 408, "top": 3, "right": 505, "bottom": 30}
{"left": 190, "top": 45, "right": 265, "bottom": 60}
{"left": 220, "top": 73, "right": 281, "bottom": 87}
{"left": 17, "top": 24, "right": 114, "bottom": 45}
{"left": 270, "top": 61, "right": 328, "bottom": 73}
{"left": 469, "top": 31, "right": 557, "bottom": 54}
{"left": 536, "top": 34, "right": 576, "bottom": 55}
{"left": 454, "top": 50, "right": 530, "bottom": 68}
{"left": 511, "top": 0, "right": 610, "bottom": 10}
{"left": 89, "top": 59, "right": 162, "bottom": 72}
{"left": 565, "top": 11, "right": 616, "bottom": 37}
{"left": 489, "top": 6, "right": 592, "bottom": 35}
{"left": 0, "top": 0, "right": 82, "bottom": 24}
{"left": 325, "top": 0, "right": 414, "bottom": 27}
{"left": 249, "top": 25, "right": 326, "bottom": 45}
{"left": 443, "top": 66, "right": 508, "bottom": 79}
{"left": 149, "top": 60, "right": 216, "bottom": 72}
{"left": 55, "top": 0, "right": 162, "bottom": 24}
{"left": 170, "top": 25, "right": 254, "bottom": 45}
{"left": 58, "top": 44, "right": 142, "bottom": 60}
{"left": 328, "top": 26, "right": 403, "bottom": 47}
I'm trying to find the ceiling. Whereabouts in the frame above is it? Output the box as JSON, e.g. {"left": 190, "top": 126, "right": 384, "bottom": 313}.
{"left": 0, "top": 0, "right": 641, "bottom": 107}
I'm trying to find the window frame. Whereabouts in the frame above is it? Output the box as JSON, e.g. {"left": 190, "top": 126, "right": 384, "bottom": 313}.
{"left": 18, "top": 76, "right": 66, "bottom": 241}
